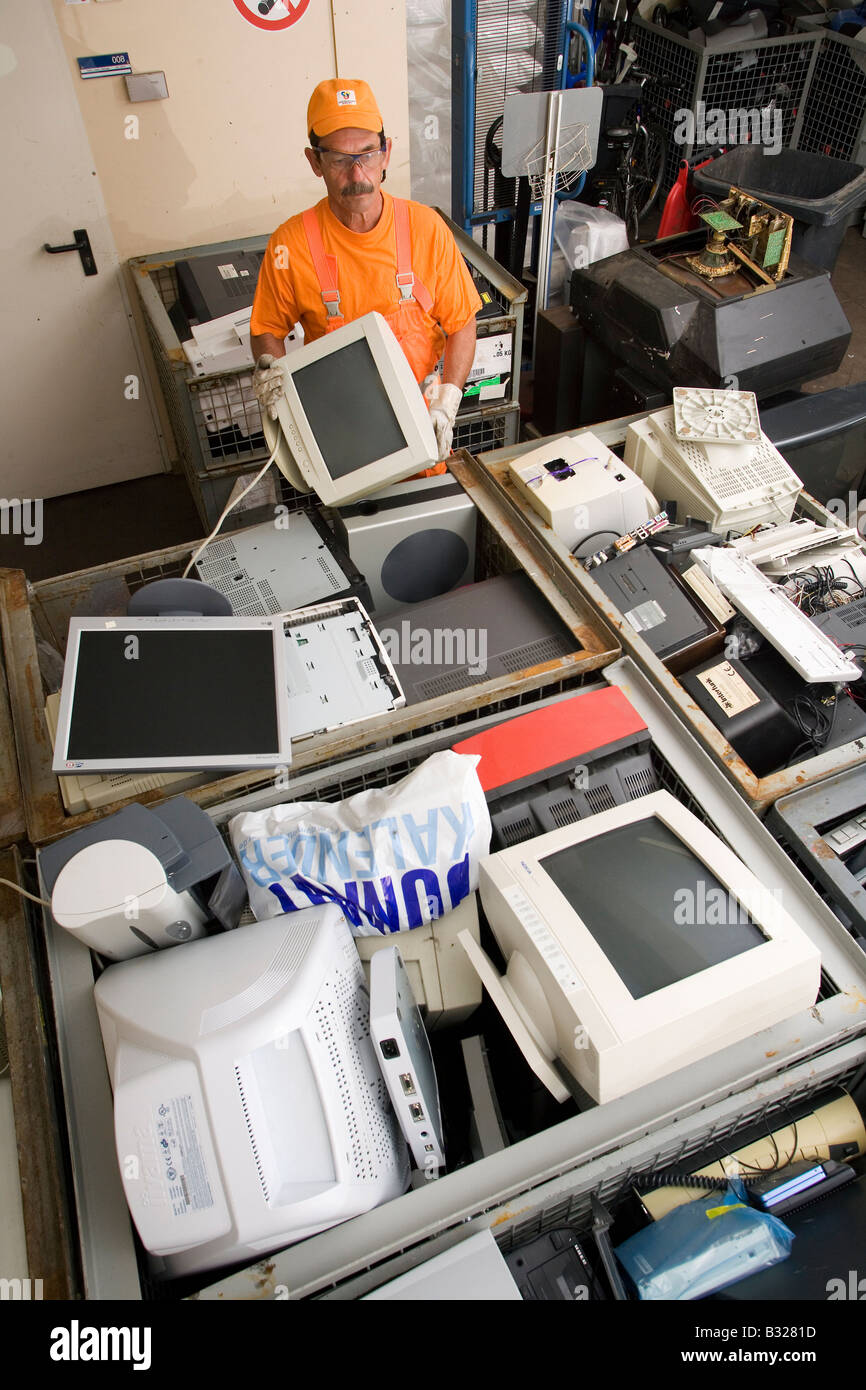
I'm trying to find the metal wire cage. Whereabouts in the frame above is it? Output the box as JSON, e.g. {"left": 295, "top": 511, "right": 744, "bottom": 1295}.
{"left": 794, "top": 25, "right": 866, "bottom": 163}
{"left": 632, "top": 18, "right": 821, "bottom": 192}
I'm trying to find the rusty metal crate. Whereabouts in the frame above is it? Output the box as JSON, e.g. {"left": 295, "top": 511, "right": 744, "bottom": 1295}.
{"left": 129, "top": 221, "right": 526, "bottom": 531}
{"left": 35, "top": 655, "right": 866, "bottom": 1300}
{"left": 0, "top": 847, "right": 79, "bottom": 1298}
{"left": 476, "top": 426, "right": 866, "bottom": 818}
{"left": 0, "top": 644, "right": 25, "bottom": 848}
{"left": 0, "top": 459, "right": 620, "bottom": 847}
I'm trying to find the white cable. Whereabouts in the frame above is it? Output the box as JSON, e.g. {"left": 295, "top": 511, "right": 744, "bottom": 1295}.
{"left": 182, "top": 437, "right": 281, "bottom": 579}
{"left": 0, "top": 877, "right": 51, "bottom": 908}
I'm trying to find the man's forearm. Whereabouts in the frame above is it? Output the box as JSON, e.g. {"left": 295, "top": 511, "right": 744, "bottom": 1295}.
{"left": 441, "top": 315, "right": 477, "bottom": 391}
{"left": 251, "top": 331, "right": 287, "bottom": 361}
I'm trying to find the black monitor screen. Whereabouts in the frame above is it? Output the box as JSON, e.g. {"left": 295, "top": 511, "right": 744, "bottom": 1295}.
{"left": 539, "top": 816, "right": 766, "bottom": 999}
{"left": 66, "top": 629, "right": 280, "bottom": 759}
{"left": 293, "top": 338, "right": 408, "bottom": 479}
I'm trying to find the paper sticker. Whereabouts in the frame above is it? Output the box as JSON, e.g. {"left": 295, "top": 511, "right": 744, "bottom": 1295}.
{"left": 695, "top": 661, "right": 760, "bottom": 718}
{"left": 218, "top": 263, "right": 239, "bottom": 280}
{"left": 503, "top": 882, "right": 582, "bottom": 993}
{"left": 153, "top": 1094, "right": 215, "bottom": 1217}
{"left": 624, "top": 599, "right": 666, "bottom": 633}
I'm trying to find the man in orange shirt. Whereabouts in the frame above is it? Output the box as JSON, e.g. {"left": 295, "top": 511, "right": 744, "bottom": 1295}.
{"left": 251, "top": 78, "right": 482, "bottom": 463}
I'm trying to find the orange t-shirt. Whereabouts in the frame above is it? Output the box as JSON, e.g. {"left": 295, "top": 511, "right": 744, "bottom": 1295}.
{"left": 250, "top": 193, "right": 482, "bottom": 361}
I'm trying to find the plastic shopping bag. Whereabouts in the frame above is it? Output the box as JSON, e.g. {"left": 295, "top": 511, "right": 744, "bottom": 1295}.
{"left": 230, "top": 750, "right": 491, "bottom": 937}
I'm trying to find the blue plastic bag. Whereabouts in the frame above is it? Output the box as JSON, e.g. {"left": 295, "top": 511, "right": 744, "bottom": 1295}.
{"left": 615, "top": 1181, "right": 795, "bottom": 1300}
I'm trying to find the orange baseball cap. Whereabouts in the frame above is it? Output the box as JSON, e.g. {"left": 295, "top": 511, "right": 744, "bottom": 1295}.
{"left": 307, "top": 79, "right": 384, "bottom": 140}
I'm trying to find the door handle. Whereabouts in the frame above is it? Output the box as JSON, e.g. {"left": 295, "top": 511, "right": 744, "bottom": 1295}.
{"left": 43, "top": 228, "right": 98, "bottom": 277}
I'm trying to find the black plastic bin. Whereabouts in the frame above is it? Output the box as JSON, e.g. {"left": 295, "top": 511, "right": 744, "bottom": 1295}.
{"left": 692, "top": 147, "right": 866, "bottom": 272}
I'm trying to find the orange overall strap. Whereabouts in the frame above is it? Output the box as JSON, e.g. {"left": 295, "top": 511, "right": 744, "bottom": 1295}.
{"left": 393, "top": 198, "right": 434, "bottom": 315}
{"left": 302, "top": 208, "right": 344, "bottom": 325}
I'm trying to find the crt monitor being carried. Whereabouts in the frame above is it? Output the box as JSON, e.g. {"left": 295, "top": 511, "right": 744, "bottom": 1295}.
{"left": 459, "top": 790, "right": 821, "bottom": 1105}
{"left": 262, "top": 311, "right": 439, "bottom": 506}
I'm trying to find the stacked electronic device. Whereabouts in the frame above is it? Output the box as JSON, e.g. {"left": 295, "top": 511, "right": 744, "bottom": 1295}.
{"left": 508, "top": 389, "right": 866, "bottom": 783}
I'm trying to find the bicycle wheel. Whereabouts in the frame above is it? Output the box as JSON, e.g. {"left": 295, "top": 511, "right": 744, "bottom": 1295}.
{"left": 630, "top": 121, "right": 668, "bottom": 222}
{"left": 610, "top": 178, "right": 640, "bottom": 245}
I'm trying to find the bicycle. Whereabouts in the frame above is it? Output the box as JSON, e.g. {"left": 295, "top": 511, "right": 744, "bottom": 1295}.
{"left": 601, "top": 70, "right": 672, "bottom": 244}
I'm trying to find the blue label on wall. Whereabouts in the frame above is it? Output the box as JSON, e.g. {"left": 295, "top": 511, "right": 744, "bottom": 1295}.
{"left": 77, "top": 53, "right": 132, "bottom": 79}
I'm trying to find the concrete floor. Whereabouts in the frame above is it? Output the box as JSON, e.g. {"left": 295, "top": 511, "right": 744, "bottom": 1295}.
{"left": 3, "top": 222, "right": 865, "bottom": 583}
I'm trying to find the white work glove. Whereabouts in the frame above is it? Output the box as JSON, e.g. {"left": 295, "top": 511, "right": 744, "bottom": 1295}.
{"left": 425, "top": 381, "right": 463, "bottom": 461}
{"left": 253, "top": 354, "right": 285, "bottom": 421}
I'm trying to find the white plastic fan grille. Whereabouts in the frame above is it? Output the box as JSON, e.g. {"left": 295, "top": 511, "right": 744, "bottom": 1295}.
{"left": 673, "top": 387, "right": 761, "bottom": 443}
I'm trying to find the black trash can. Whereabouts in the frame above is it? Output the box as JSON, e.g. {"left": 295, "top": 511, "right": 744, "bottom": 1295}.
{"left": 692, "top": 147, "right": 866, "bottom": 272}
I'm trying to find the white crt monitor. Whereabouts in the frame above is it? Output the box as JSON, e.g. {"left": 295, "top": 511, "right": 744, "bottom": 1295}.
{"left": 263, "top": 311, "right": 438, "bottom": 506}
{"left": 94, "top": 905, "right": 409, "bottom": 1278}
{"left": 464, "top": 790, "right": 821, "bottom": 1105}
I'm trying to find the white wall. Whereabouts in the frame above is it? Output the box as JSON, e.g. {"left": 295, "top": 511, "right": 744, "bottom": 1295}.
{"left": 52, "top": 0, "right": 411, "bottom": 260}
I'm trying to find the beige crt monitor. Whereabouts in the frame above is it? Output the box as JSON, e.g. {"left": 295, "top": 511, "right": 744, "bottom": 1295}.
{"left": 461, "top": 790, "right": 821, "bottom": 1105}
{"left": 263, "top": 311, "right": 438, "bottom": 507}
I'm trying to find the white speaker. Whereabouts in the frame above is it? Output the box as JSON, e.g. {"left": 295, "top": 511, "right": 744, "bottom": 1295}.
{"left": 332, "top": 473, "right": 477, "bottom": 620}
{"left": 51, "top": 840, "right": 208, "bottom": 960}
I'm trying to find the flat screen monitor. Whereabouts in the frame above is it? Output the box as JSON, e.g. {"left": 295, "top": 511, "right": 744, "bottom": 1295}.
{"left": 263, "top": 311, "right": 438, "bottom": 506}
{"left": 460, "top": 789, "right": 821, "bottom": 1104}
{"left": 52, "top": 616, "right": 293, "bottom": 774}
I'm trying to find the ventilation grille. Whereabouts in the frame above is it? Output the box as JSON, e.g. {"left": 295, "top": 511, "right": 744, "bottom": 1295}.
{"left": 235, "top": 1066, "right": 270, "bottom": 1203}
{"left": 496, "top": 814, "right": 535, "bottom": 846}
{"left": 197, "top": 553, "right": 244, "bottom": 580}
{"left": 660, "top": 422, "right": 797, "bottom": 506}
{"left": 624, "top": 766, "right": 656, "bottom": 800}
{"left": 313, "top": 965, "right": 397, "bottom": 1181}
{"left": 583, "top": 784, "right": 618, "bottom": 817}
{"left": 317, "top": 554, "right": 344, "bottom": 592}
{"left": 202, "top": 538, "right": 238, "bottom": 561}
{"left": 200, "top": 923, "right": 318, "bottom": 1034}
{"left": 224, "top": 582, "right": 270, "bottom": 616}
{"left": 546, "top": 797, "right": 582, "bottom": 828}
{"left": 499, "top": 634, "right": 576, "bottom": 672}
{"left": 414, "top": 668, "right": 489, "bottom": 700}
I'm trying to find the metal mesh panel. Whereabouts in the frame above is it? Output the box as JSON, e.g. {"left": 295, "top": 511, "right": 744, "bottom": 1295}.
{"left": 633, "top": 21, "right": 818, "bottom": 192}
{"left": 472, "top": 0, "right": 566, "bottom": 217}
{"left": 188, "top": 371, "right": 268, "bottom": 467}
{"left": 702, "top": 38, "right": 815, "bottom": 157}
{"left": 797, "top": 32, "right": 866, "bottom": 161}
{"left": 453, "top": 402, "right": 520, "bottom": 454}
{"left": 633, "top": 20, "right": 702, "bottom": 191}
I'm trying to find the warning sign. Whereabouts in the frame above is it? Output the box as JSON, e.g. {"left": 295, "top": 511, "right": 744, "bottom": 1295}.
{"left": 233, "top": 0, "right": 311, "bottom": 30}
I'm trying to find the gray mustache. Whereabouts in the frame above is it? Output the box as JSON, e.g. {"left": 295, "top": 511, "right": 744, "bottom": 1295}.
{"left": 343, "top": 180, "right": 375, "bottom": 196}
